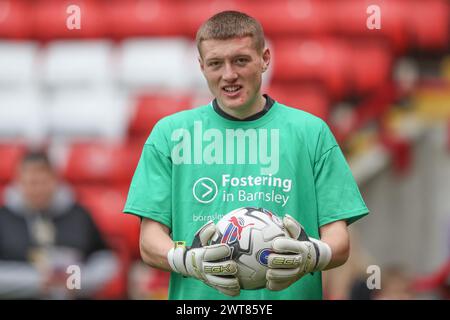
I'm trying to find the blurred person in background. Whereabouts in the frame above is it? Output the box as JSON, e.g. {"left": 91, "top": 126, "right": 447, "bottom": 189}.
{"left": 372, "top": 265, "right": 416, "bottom": 300}
{"left": 347, "top": 265, "right": 415, "bottom": 300}
{"left": 0, "top": 151, "right": 118, "bottom": 299}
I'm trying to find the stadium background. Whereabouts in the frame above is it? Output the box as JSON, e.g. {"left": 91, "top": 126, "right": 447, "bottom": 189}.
{"left": 0, "top": 0, "right": 449, "bottom": 299}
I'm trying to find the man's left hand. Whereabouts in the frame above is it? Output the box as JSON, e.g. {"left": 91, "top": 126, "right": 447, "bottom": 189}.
{"left": 266, "top": 214, "right": 332, "bottom": 291}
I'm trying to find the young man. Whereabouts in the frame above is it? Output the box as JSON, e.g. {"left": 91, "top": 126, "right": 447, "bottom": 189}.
{"left": 124, "top": 11, "right": 369, "bottom": 299}
{"left": 0, "top": 151, "right": 118, "bottom": 299}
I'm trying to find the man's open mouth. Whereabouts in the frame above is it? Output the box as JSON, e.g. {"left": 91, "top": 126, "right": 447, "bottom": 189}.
{"left": 222, "top": 85, "right": 242, "bottom": 94}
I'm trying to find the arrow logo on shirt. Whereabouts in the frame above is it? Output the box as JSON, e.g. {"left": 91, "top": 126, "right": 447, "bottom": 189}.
{"left": 193, "top": 177, "right": 218, "bottom": 204}
{"left": 201, "top": 182, "right": 213, "bottom": 198}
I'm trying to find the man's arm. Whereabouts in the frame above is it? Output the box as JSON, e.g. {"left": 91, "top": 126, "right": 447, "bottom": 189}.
{"left": 140, "top": 217, "right": 241, "bottom": 296}
{"left": 320, "top": 220, "right": 350, "bottom": 270}
{"left": 0, "top": 261, "right": 43, "bottom": 298}
{"left": 139, "top": 218, "right": 173, "bottom": 272}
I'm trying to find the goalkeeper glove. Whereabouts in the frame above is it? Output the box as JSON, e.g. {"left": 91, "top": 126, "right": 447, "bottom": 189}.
{"left": 167, "top": 220, "right": 240, "bottom": 296}
{"left": 266, "top": 214, "right": 332, "bottom": 291}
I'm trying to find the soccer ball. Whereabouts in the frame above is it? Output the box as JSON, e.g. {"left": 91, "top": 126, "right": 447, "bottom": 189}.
{"left": 211, "top": 207, "right": 288, "bottom": 290}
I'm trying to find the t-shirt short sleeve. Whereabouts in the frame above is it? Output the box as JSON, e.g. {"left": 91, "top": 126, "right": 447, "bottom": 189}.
{"left": 313, "top": 123, "right": 369, "bottom": 227}
{"left": 123, "top": 142, "right": 172, "bottom": 230}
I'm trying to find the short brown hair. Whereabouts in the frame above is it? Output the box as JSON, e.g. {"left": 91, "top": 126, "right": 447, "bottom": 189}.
{"left": 196, "top": 11, "right": 265, "bottom": 55}
{"left": 21, "top": 150, "right": 53, "bottom": 171}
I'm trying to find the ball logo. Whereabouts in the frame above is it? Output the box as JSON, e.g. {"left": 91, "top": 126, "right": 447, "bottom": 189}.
{"left": 221, "top": 216, "right": 254, "bottom": 244}
{"left": 260, "top": 208, "right": 283, "bottom": 227}
{"left": 257, "top": 248, "right": 272, "bottom": 266}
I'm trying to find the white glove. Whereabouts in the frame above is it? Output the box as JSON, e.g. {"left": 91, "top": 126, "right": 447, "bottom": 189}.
{"left": 266, "top": 214, "right": 332, "bottom": 291}
{"left": 167, "top": 220, "right": 240, "bottom": 296}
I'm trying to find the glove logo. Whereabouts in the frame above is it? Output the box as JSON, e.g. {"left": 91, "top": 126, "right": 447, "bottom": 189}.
{"left": 204, "top": 264, "right": 235, "bottom": 274}
{"left": 221, "top": 216, "right": 254, "bottom": 244}
{"left": 257, "top": 248, "right": 272, "bottom": 266}
{"left": 272, "top": 256, "right": 301, "bottom": 266}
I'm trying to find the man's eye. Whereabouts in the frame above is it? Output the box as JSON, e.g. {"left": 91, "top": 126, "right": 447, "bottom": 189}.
{"left": 208, "top": 61, "right": 221, "bottom": 67}
{"left": 235, "top": 58, "right": 248, "bottom": 65}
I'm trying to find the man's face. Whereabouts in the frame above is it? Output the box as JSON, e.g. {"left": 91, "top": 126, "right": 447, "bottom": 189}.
{"left": 199, "top": 36, "right": 270, "bottom": 113}
{"left": 18, "top": 162, "right": 57, "bottom": 211}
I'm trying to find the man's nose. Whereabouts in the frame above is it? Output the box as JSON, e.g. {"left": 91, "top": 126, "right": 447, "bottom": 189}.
{"left": 222, "top": 63, "right": 238, "bottom": 81}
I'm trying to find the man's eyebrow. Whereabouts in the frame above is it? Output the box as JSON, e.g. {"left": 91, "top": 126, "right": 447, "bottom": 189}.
{"left": 205, "top": 53, "right": 252, "bottom": 63}
{"left": 205, "top": 57, "right": 222, "bottom": 62}
{"left": 232, "top": 54, "right": 252, "bottom": 60}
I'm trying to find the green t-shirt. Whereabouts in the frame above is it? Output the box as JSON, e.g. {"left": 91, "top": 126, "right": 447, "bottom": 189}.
{"left": 123, "top": 100, "right": 369, "bottom": 300}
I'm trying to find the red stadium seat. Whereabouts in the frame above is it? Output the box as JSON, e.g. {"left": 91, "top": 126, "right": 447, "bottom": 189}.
{"left": 105, "top": 0, "right": 184, "bottom": 38}
{"left": 183, "top": 0, "right": 330, "bottom": 37}
{"left": 128, "top": 94, "right": 191, "bottom": 137}
{"left": 0, "top": 183, "right": 5, "bottom": 206}
{"left": 181, "top": 0, "right": 246, "bottom": 37}
{"left": 63, "top": 142, "right": 141, "bottom": 186}
{"left": 348, "top": 41, "right": 393, "bottom": 95}
{"left": 0, "top": 143, "right": 26, "bottom": 183}
{"left": 407, "top": 0, "right": 449, "bottom": 50}
{"left": 376, "top": 0, "right": 410, "bottom": 54}
{"left": 76, "top": 186, "right": 140, "bottom": 299}
{"left": 335, "top": 0, "right": 449, "bottom": 53}
{"left": 323, "top": 0, "right": 372, "bottom": 37}
{"left": 330, "top": 0, "right": 409, "bottom": 54}
{"left": 76, "top": 186, "right": 140, "bottom": 258}
{"left": 241, "top": 0, "right": 331, "bottom": 37}
{"left": 0, "top": 0, "right": 33, "bottom": 38}
{"left": 267, "top": 84, "right": 330, "bottom": 120}
{"left": 272, "top": 38, "right": 349, "bottom": 99}
{"left": 33, "top": 0, "right": 107, "bottom": 40}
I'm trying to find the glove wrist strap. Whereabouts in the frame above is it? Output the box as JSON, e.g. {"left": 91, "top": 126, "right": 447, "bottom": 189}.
{"left": 167, "top": 241, "right": 188, "bottom": 275}
{"left": 310, "top": 238, "right": 332, "bottom": 271}
{"left": 167, "top": 247, "right": 177, "bottom": 272}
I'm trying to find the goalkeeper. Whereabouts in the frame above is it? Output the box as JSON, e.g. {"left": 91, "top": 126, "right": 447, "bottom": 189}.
{"left": 123, "top": 11, "right": 369, "bottom": 299}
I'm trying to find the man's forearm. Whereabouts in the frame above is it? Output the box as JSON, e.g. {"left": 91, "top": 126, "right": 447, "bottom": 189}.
{"left": 320, "top": 221, "right": 350, "bottom": 270}
{"left": 140, "top": 219, "right": 174, "bottom": 272}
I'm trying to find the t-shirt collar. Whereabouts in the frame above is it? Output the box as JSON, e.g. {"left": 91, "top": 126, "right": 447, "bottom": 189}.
{"left": 212, "top": 94, "right": 275, "bottom": 121}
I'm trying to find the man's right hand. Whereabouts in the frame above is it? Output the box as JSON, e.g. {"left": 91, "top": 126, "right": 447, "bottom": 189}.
{"left": 167, "top": 221, "right": 240, "bottom": 297}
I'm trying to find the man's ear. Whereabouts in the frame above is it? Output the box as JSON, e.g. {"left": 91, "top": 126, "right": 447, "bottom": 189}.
{"left": 262, "top": 47, "right": 271, "bottom": 73}
{"left": 198, "top": 56, "right": 205, "bottom": 73}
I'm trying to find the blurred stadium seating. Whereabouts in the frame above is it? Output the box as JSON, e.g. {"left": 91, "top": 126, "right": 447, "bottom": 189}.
{"left": 0, "top": 142, "right": 26, "bottom": 182}
{"left": 128, "top": 94, "right": 191, "bottom": 138}
{"left": 62, "top": 142, "right": 141, "bottom": 186}
{"left": 0, "top": 143, "right": 25, "bottom": 207}
{"left": 0, "top": 41, "right": 38, "bottom": 88}
{"left": 0, "top": 0, "right": 449, "bottom": 299}
{"left": 76, "top": 185, "right": 140, "bottom": 299}
{"left": 42, "top": 40, "right": 114, "bottom": 89}
{"left": 117, "top": 38, "right": 193, "bottom": 92}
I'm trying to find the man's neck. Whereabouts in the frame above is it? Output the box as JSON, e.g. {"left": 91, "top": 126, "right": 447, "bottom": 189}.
{"left": 217, "top": 95, "right": 266, "bottom": 120}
